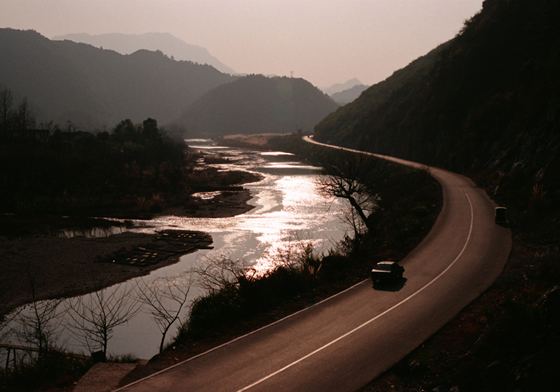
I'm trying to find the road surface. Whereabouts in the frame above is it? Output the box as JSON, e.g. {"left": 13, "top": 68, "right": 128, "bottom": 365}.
{"left": 116, "top": 137, "right": 511, "bottom": 392}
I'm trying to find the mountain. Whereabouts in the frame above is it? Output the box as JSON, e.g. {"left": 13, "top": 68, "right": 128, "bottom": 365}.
{"left": 53, "top": 32, "right": 236, "bottom": 75}
{"left": 0, "top": 29, "right": 235, "bottom": 128}
{"left": 314, "top": 40, "right": 449, "bottom": 148}
{"left": 330, "top": 84, "right": 369, "bottom": 105}
{"left": 321, "top": 78, "right": 364, "bottom": 96}
{"left": 314, "top": 0, "right": 560, "bottom": 262}
{"left": 314, "top": 0, "right": 560, "bottom": 228}
{"left": 177, "top": 75, "right": 339, "bottom": 136}
{"left": 313, "top": 4, "right": 560, "bottom": 387}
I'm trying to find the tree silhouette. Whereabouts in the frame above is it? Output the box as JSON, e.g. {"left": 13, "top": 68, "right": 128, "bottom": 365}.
{"left": 0, "top": 88, "right": 14, "bottom": 137}
{"left": 14, "top": 265, "right": 63, "bottom": 357}
{"left": 14, "top": 97, "right": 36, "bottom": 131}
{"left": 65, "top": 281, "right": 141, "bottom": 357}
{"left": 135, "top": 274, "right": 193, "bottom": 353}
{"left": 317, "top": 151, "right": 387, "bottom": 236}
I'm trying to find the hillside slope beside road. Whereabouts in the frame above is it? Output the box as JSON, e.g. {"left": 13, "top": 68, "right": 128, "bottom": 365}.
{"left": 116, "top": 139, "right": 511, "bottom": 392}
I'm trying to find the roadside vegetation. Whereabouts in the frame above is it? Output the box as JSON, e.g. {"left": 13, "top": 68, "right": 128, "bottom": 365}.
{"left": 360, "top": 195, "right": 560, "bottom": 392}
{"left": 0, "top": 350, "right": 92, "bottom": 392}
{"left": 0, "top": 133, "right": 442, "bottom": 391}
{"left": 169, "top": 135, "right": 442, "bottom": 350}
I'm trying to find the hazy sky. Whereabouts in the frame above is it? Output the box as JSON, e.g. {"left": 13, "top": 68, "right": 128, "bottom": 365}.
{"left": 1, "top": 0, "right": 484, "bottom": 87}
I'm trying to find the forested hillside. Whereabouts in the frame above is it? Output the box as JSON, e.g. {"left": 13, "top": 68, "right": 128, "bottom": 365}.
{"left": 314, "top": 0, "right": 559, "bottom": 217}
{"left": 311, "top": 2, "right": 560, "bottom": 389}
{"left": 0, "top": 29, "right": 235, "bottom": 128}
{"left": 314, "top": 41, "right": 450, "bottom": 146}
{"left": 177, "top": 75, "right": 339, "bottom": 135}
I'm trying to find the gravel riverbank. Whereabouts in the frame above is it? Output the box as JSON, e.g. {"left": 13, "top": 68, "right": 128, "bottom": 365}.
{"left": 0, "top": 188, "right": 255, "bottom": 318}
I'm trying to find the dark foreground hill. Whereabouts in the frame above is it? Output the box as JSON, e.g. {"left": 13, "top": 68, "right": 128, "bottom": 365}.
{"left": 314, "top": 0, "right": 560, "bottom": 217}
{"left": 0, "top": 29, "right": 235, "bottom": 128}
{"left": 313, "top": 2, "right": 560, "bottom": 388}
{"left": 177, "top": 75, "right": 339, "bottom": 136}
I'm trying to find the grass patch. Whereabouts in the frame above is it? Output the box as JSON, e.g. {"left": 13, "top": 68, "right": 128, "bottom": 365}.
{"left": 0, "top": 350, "right": 92, "bottom": 392}
{"left": 107, "top": 353, "right": 139, "bottom": 364}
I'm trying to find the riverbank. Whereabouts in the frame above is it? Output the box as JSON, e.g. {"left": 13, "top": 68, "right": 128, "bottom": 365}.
{"left": 1, "top": 133, "right": 448, "bottom": 391}
{"left": 123, "top": 135, "right": 559, "bottom": 391}
{"left": 215, "top": 133, "right": 288, "bottom": 150}
{"left": 0, "top": 180, "right": 257, "bottom": 319}
{"left": 0, "top": 231, "right": 163, "bottom": 317}
{"left": 116, "top": 139, "right": 444, "bottom": 386}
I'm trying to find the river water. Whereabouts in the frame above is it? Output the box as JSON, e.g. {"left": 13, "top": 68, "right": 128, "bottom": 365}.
{"left": 3, "top": 140, "right": 349, "bottom": 361}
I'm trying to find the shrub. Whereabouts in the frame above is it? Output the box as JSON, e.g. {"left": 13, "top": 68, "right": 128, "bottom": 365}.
{"left": 0, "top": 349, "right": 92, "bottom": 392}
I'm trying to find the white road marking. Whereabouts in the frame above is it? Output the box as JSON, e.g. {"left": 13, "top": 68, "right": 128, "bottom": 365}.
{"left": 116, "top": 138, "right": 473, "bottom": 392}
{"left": 236, "top": 193, "right": 474, "bottom": 391}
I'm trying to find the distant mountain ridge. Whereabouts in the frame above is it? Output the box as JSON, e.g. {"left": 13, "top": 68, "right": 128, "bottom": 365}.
{"left": 0, "top": 29, "right": 235, "bottom": 128}
{"left": 53, "top": 32, "right": 236, "bottom": 75}
{"left": 330, "top": 84, "right": 369, "bottom": 105}
{"left": 0, "top": 29, "right": 338, "bottom": 135}
{"left": 314, "top": 40, "right": 450, "bottom": 149}
{"left": 321, "top": 78, "right": 364, "bottom": 96}
{"left": 178, "top": 75, "right": 339, "bottom": 136}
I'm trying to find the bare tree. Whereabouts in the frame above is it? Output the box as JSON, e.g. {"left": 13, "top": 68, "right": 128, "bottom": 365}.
{"left": 14, "top": 97, "right": 36, "bottom": 131}
{"left": 340, "top": 201, "right": 369, "bottom": 238}
{"left": 0, "top": 88, "right": 14, "bottom": 136}
{"left": 0, "top": 281, "right": 15, "bottom": 342}
{"left": 14, "top": 266, "right": 63, "bottom": 357}
{"left": 193, "top": 255, "right": 254, "bottom": 294}
{"left": 15, "top": 300, "right": 62, "bottom": 358}
{"left": 135, "top": 274, "right": 193, "bottom": 353}
{"left": 271, "top": 234, "right": 321, "bottom": 276}
{"left": 65, "top": 282, "right": 141, "bottom": 357}
{"left": 316, "top": 151, "right": 387, "bottom": 236}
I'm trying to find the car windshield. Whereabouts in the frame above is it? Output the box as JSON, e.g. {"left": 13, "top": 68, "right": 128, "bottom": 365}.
{"left": 375, "top": 263, "right": 393, "bottom": 271}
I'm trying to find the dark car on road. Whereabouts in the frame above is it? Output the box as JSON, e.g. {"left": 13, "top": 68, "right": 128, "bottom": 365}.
{"left": 370, "top": 261, "right": 405, "bottom": 283}
{"left": 495, "top": 207, "right": 507, "bottom": 224}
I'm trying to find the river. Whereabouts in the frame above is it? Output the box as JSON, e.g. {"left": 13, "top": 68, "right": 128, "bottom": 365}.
{"left": 3, "top": 140, "right": 349, "bottom": 361}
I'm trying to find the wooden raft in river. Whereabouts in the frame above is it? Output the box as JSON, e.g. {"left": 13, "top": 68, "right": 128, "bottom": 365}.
{"left": 97, "top": 230, "right": 213, "bottom": 267}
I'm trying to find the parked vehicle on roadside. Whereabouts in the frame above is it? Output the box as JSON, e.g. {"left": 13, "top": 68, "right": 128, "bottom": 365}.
{"left": 495, "top": 207, "right": 507, "bottom": 224}
{"left": 370, "top": 261, "right": 404, "bottom": 283}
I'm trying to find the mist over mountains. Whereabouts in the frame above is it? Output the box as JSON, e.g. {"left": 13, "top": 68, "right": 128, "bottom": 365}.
{"left": 0, "top": 29, "right": 234, "bottom": 128}
{"left": 320, "top": 78, "right": 369, "bottom": 105}
{"left": 53, "top": 32, "right": 236, "bottom": 75}
{"left": 321, "top": 78, "right": 364, "bottom": 96}
{"left": 330, "top": 84, "right": 369, "bottom": 105}
{"left": 0, "top": 29, "right": 337, "bottom": 134}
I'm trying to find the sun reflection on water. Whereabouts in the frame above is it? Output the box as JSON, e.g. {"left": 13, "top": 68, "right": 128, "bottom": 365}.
{"left": 132, "top": 143, "right": 345, "bottom": 277}
{"left": 2, "top": 141, "right": 351, "bottom": 362}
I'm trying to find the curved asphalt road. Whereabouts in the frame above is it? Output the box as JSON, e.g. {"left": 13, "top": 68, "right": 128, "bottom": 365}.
{"left": 116, "top": 137, "right": 511, "bottom": 392}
